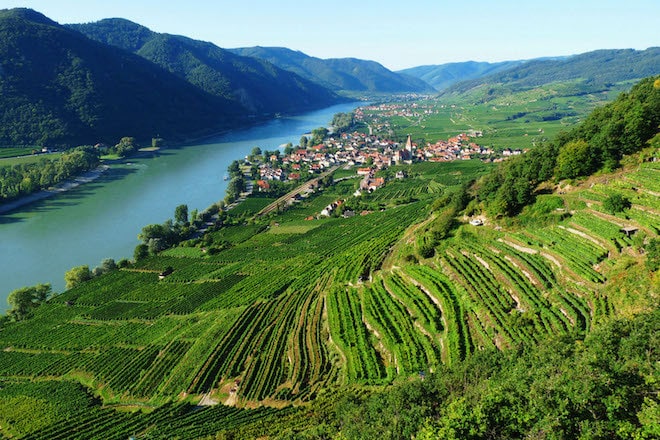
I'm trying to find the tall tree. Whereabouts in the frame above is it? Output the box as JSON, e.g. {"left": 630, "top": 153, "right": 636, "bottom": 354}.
{"left": 174, "top": 204, "right": 189, "bottom": 225}
{"left": 555, "top": 139, "right": 595, "bottom": 180}
{"left": 311, "top": 127, "right": 329, "bottom": 145}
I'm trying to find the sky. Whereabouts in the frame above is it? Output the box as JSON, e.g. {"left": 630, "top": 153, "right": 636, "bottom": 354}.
{"left": 3, "top": 0, "right": 659, "bottom": 71}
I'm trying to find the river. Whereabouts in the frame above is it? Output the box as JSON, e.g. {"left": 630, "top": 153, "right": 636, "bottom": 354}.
{"left": 0, "top": 102, "right": 361, "bottom": 310}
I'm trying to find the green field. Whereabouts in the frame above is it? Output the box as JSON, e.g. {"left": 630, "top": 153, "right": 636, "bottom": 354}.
{"left": 0, "top": 152, "right": 62, "bottom": 166}
{"left": 0, "top": 155, "right": 657, "bottom": 437}
{"left": 364, "top": 80, "right": 633, "bottom": 150}
{"left": 0, "top": 147, "right": 39, "bottom": 159}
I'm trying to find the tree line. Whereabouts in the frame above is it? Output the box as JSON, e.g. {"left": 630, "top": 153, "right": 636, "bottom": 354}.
{"left": 0, "top": 146, "right": 100, "bottom": 203}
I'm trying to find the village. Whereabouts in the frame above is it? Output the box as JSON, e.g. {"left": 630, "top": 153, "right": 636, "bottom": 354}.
{"left": 239, "top": 123, "right": 523, "bottom": 219}
{"left": 252, "top": 127, "right": 522, "bottom": 191}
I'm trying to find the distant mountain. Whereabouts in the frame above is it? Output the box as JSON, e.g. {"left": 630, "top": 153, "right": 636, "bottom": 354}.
{"left": 443, "top": 48, "right": 660, "bottom": 97}
{"left": 67, "top": 19, "right": 342, "bottom": 117}
{"left": 0, "top": 8, "right": 246, "bottom": 146}
{"left": 229, "top": 46, "right": 435, "bottom": 94}
{"left": 398, "top": 60, "right": 525, "bottom": 91}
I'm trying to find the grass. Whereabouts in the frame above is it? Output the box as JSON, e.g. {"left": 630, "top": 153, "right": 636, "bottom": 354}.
{"left": 0, "top": 147, "right": 39, "bottom": 159}
{"left": 0, "top": 152, "right": 62, "bottom": 166}
{"left": 267, "top": 222, "right": 320, "bottom": 234}
{"left": 230, "top": 197, "right": 275, "bottom": 216}
{"left": 100, "top": 153, "right": 122, "bottom": 160}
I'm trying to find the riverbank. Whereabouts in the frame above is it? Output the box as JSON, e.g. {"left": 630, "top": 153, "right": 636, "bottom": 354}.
{"left": 0, "top": 165, "right": 110, "bottom": 215}
{"left": 0, "top": 102, "right": 362, "bottom": 299}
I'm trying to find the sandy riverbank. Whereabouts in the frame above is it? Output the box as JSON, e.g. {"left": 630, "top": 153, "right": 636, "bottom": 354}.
{"left": 0, "top": 165, "right": 110, "bottom": 215}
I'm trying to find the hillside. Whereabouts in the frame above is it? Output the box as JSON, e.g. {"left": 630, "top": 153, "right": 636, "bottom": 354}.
{"left": 67, "top": 19, "right": 342, "bottom": 116}
{"left": 398, "top": 60, "right": 525, "bottom": 91}
{"left": 229, "top": 46, "right": 435, "bottom": 94}
{"left": 0, "top": 8, "right": 247, "bottom": 147}
{"left": 0, "top": 155, "right": 657, "bottom": 438}
{"left": 0, "top": 77, "right": 658, "bottom": 438}
{"left": 442, "top": 47, "right": 660, "bottom": 100}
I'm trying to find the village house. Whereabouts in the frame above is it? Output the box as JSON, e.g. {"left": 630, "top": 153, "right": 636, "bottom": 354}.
{"left": 256, "top": 180, "right": 270, "bottom": 191}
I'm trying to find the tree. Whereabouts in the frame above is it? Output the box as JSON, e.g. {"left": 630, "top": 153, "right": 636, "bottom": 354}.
{"left": 32, "top": 283, "right": 51, "bottom": 302}
{"left": 190, "top": 208, "right": 199, "bottom": 226}
{"left": 332, "top": 112, "right": 355, "bottom": 133}
{"left": 7, "top": 283, "right": 52, "bottom": 320}
{"left": 226, "top": 175, "right": 245, "bottom": 201}
{"left": 138, "top": 222, "right": 175, "bottom": 244}
{"left": 300, "top": 136, "right": 308, "bottom": 148}
{"left": 147, "top": 238, "right": 166, "bottom": 254}
{"left": 311, "top": 127, "right": 329, "bottom": 145}
{"left": 134, "top": 244, "right": 149, "bottom": 261}
{"left": 65, "top": 265, "right": 92, "bottom": 290}
{"left": 100, "top": 258, "right": 117, "bottom": 273}
{"left": 284, "top": 143, "right": 294, "bottom": 155}
{"left": 555, "top": 139, "right": 595, "bottom": 180}
{"left": 251, "top": 146, "right": 262, "bottom": 157}
{"left": 603, "top": 193, "right": 632, "bottom": 214}
{"left": 228, "top": 160, "right": 241, "bottom": 177}
{"left": 174, "top": 204, "right": 189, "bottom": 225}
{"left": 114, "top": 137, "right": 137, "bottom": 157}
{"left": 93, "top": 258, "right": 117, "bottom": 276}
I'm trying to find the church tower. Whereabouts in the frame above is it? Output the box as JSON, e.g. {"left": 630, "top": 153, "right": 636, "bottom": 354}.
{"left": 405, "top": 134, "right": 413, "bottom": 152}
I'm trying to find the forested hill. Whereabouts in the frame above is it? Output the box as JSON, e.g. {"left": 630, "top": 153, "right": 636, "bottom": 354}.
{"left": 398, "top": 60, "right": 526, "bottom": 91}
{"left": 229, "top": 46, "right": 435, "bottom": 94}
{"left": 476, "top": 75, "right": 660, "bottom": 217}
{"left": 442, "top": 47, "right": 660, "bottom": 98}
{"left": 0, "top": 8, "right": 252, "bottom": 147}
{"left": 67, "top": 19, "right": 342, "bottom": 116}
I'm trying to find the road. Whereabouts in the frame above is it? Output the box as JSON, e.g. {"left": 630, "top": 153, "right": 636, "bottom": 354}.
{"left": 256, "top": 165, "right": 339, "bottom": 216}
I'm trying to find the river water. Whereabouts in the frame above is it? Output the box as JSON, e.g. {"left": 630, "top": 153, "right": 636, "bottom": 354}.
{"left": 0, "top": 103, "right": 360, "bottom": 310}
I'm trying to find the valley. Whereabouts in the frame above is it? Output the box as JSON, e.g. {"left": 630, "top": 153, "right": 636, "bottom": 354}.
{"left": 0, "top": 131, "right": 657, "bottom": 437}
{"left": 0, "top": 102, "right": 360, "bottom": 306}
{"left": 0, "top": 6, "right": 658, "bottom": 439}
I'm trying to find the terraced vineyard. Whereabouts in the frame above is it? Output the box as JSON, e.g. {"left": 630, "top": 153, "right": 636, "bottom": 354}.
{"left": 0, "top": 159, "right": 658, "bottom": 439}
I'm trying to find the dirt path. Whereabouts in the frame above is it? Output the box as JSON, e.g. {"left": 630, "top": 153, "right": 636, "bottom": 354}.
{"left": 198, "top": 391, "right": 219, "bottom": 406}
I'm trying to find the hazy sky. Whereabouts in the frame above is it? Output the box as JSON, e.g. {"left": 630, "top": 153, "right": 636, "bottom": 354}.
{"left": 4, "top": 0, "right": 659, "bottom": 70}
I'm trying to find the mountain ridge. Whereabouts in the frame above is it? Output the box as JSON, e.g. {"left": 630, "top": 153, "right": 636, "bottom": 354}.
{"left": 67, "top": 18, "right": 343, "bottom": 116}
{"left": 398, "top": 60, "right": 526, "bottom": 91}
{"left": 229, "top": 45, "right": 436, "bottom": 94}
{"left": 441, "top": 47, "right": 660, "bottom": 98}
{"left": 0, "top": 8, "right": 245, "bottom": 146}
